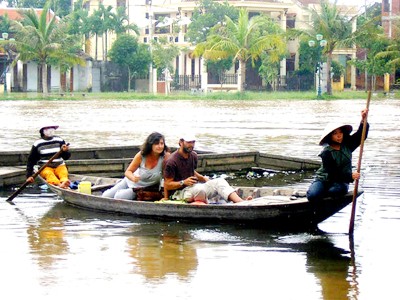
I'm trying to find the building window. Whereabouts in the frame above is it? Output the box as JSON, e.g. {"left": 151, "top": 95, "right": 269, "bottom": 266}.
{"left": 383, "top": 0, "right": 390, "bottom": 12}
{"left": 191, "top": 59, "right": 195, "bottom": 77}
{"left": 155, "top": 14, "right": 170, "bottom": 34}
{"left": 286, "top": 14, "right": 296, "bottom": 29}
{"left": 286, "top": 54, "right": 295, "bottom": 73}
{"left": 248, "top": 12, "right": 260, "bottom": 19}
{"left": 117, "top": 0, "right": 125, "bottom": 8}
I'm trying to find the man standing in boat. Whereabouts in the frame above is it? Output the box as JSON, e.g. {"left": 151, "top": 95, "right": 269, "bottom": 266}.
{"left": 164, "top": 134, "right": 251, "bottom": 204}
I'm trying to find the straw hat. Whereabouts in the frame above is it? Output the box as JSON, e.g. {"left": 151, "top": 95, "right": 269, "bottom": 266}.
{"left": 319, "top": 123, "right": 352, "bottom": 145}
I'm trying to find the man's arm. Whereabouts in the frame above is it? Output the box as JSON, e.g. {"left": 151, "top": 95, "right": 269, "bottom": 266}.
{"left": 194, "top": 171, "right": 209, "bottom": 183}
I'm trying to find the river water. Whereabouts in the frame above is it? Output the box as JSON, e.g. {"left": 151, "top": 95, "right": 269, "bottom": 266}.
{"left": 0, "top": 98, "right": 399, "bottom": 299}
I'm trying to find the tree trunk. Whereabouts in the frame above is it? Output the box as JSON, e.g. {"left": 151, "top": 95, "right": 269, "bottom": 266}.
{"left": 85, "top": 34, "right": 91, "bottom": 55}
{"left": 372, "top": 74, "right": 376, "bottom": 91}
{"left": 326, "top": 52, "right": 333, "bottom": 95}
{"left": 238, "top": 60, "right": 246, "bottom": 92}
{"left": 105, "top": 31, "right": 108, "bottom": 60}
{"left": 128, "top": 66, "right": 131, "bottom": 92}
{"left": 42, "top": 63, "right": 48, "bottom": 96}
{"left": 59, "top": 68, "right": 64, "bottom": 94}
{"left": 102, "top": 32, "right": 105, "bottom": 61}
{"left": 95, "top": 33, "right": 98, "bottom": 61}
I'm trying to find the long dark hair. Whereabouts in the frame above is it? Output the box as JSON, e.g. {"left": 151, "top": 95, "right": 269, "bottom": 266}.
{"left": 141, "top": 132, "right": 168, "bottom": 156}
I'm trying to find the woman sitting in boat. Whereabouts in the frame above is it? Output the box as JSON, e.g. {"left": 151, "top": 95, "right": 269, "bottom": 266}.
{"left": 306, "top": 109, "right": 369, "bottom": 202}
{"left": 102, "top": 132, "right": 170, "bottom": 200}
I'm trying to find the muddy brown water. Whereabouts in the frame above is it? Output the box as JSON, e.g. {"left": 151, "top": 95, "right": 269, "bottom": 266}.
{"left": 0, "top": 98, "right": 399, "bottom": 299}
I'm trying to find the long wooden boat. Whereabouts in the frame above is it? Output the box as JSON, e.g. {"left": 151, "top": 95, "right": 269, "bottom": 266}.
{"left": 41, "top": 174, "right": 362, "bottom": 230}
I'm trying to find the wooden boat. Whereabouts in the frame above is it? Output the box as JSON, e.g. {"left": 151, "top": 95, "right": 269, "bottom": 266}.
{"left": 41, "top": 174, "right": 362, "bottom": 230}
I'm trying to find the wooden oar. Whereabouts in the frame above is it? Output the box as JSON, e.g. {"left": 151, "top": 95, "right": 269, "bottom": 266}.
{"left": 6, "top": 144, "right": 68, "bottom": 203}
{"left": 349, "top": 92, "right": 371, "bottom": 236}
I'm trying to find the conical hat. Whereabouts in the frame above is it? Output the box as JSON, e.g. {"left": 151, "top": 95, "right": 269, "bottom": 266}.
{"left": 319, "top": 123, "right": 352, "bottom": 145}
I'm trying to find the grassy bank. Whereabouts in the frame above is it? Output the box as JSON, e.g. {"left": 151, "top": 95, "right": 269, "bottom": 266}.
{"left": 0, "top": 90, "right": 399, "bottom": 101}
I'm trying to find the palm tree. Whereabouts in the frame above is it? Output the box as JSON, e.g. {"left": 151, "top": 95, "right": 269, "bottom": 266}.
{"left": 194, "top": 8, "right": 286, "bottom": 91}
{"left": 88, "top": 7, "right": 105, "bottom": 61}
{"left": 66, "top": 5, "right": 92, "bottom": 55}
{"left": 111, "top": 6, "right": 139, "bottom": 36}
{"left": 304, "top": 1, "right": 355, "bottom": 95}
{"left": 376, "top": 21, "right": 400, "bottom": 68}
{"left": 12, "top": 2, "right": 84, "bottom": 95}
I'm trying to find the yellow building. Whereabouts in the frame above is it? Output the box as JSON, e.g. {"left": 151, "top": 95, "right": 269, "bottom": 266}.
{"left": 79, "top": 0, "right": 359, "bottom": 92}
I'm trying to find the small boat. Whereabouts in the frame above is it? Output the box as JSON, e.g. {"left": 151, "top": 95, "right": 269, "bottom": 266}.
{"left": 41, "top": 174, "right": 362, "bottom": 230}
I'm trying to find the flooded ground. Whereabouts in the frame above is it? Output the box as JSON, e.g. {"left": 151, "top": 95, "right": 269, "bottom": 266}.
{"left": 0, "top": 98, "right": 399, "bottom": 299}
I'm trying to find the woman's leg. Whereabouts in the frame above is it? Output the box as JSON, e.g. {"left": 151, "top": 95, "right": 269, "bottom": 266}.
{"left": 306, "top": 180, "right": 326, "bottom": 202}
{"left": 328, "top": 182, "right": 349, "bottom": 197}
{"left": 114, "top": 188, "right": 136, "bottom": 200}
{"left": 102, "top": 178, "right": 129, "bottom": 198}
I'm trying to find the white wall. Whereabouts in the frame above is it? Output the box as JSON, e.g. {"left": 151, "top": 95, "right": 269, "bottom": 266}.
{"left": 26, "top": 62, "right": 38, "bottom": 92}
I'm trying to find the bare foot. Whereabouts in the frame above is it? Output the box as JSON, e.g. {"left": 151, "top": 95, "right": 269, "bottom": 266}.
{"left": 59, "top": 180, "right": 71, "bottom": 189}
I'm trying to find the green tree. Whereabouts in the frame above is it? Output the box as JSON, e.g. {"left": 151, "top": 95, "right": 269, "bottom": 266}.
{"left": 151, "top": 37, "right": 180, "bottom": 77}
{"left": 355, "top": 2, "right": 383, "bottom": 91}
{"left": 259, "top": 54, "right": 281, "bottom": 91}
{"left": 293, "top": 1, "right": 378, "bottom": 95}
{"left": 206, "top": 57, "right": 233, "bottom": 88}
{"left": 108, "top": 34, "right": 151, "bottom": 91}
{"left": 307, "top": 1, "right": 354, "bottom": 95}
{"left": 111, "top": 6, "right": 139, "bottom": 36}
{"left": 194, "top": 8, "right": 286, "bottom": 91}
{"left": 298, "top": 38, "right": 325, "bottom": 76}
{"left": 186, "top": 0, "right": 238, "bottom": 45}
{"left": 14, "top": 0, "right": 72, "bottom": 17}
{"left": 352, "top": 30, "right": 391, "bottom": 91}
{"left": 375, "top": 21, "right": 400, "bottom": 71}
{"left": 65, "top": 2, "right": 92, "bottom": 55}
{"left": 0, "top": 13, "right": 12, "bottom": 34}
{"left": 88, "top": 5, "right": 106, "bottom": 61}
{"left": 11, "top": 2, "right": 84, "bottom": 95}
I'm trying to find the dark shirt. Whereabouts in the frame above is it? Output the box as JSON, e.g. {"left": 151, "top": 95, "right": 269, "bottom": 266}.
{"left": 164, "top": 150, "right": 198, "bottom": 192}
{"left": 26, "top": 136, "right": 71, "bottom": 177}
{"left": 315, "top": 122, "right": 369, "bottom": 183}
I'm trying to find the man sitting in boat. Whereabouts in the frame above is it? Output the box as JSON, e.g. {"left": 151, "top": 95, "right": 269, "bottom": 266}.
{"left": 163, "top": 134, "right": 251, "bottom": 204}
{"left": 102, "top": 132, "right": 170, "bottom": 200}
{"left": 26, "top": 124, "right": 71, "bottom": 189}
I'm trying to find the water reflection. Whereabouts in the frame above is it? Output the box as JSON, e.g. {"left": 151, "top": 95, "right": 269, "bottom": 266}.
{"left": 126, "top": 225, "right": 198, "bottom": 281}
{"left": 27, "top": 216, "right": 68, "bottom": 268}
{"left": 30, "top": 200, "right": 359, "bottom": 299}
{"left": 305, "top": 239, "right": 354, "bottom": 299}
{"left": 277, "top": 233, "right": 357, "bottom": 300}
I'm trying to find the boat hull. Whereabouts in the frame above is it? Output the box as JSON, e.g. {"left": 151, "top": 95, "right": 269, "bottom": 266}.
{"left": 44, "top": 176, "right": 360, "bottom": 230}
